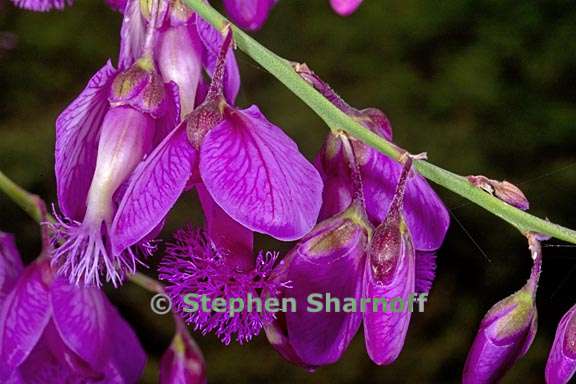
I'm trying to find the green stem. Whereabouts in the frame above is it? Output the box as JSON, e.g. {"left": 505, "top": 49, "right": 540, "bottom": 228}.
{"left": 0, "top": 170, "right": 162, "bottom": 292}
{"left": 182, "top": 0, "right": 576, "bottom": 245}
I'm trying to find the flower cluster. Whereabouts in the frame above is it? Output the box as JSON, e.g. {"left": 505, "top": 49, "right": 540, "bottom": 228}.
{"left": 5, "top": 0, "right": 573, "bottom": 383}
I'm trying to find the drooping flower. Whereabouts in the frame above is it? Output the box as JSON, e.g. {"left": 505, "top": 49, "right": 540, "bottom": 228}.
{"left": 50, "top": 3, "right": 181, "bottom": 285}
{"left": 462, "top": 234, "right": 541, "bottom": 384}
{"left": 49, "top": 0, "right": 247, "bottom": 287}
{"left": 545, "top": 304, "right": 576, "bottom": 384}
{"left": 160, "top": 318, "right": 207, "bottom": 384}
{"left": 222, "top": 0, "right": 277, "bottom": 31}
{"left": 159, "top": 184, "right": 287, "bottom": 344}
{"left": 297, "top": 63, "right": 449, "bottom": 260}
{"left": 362, "top": 155, "right": 420, "bottom": 365}
{"left": 330, "top": 0, "right": 363, "bottom": 17}
{"left": 0, "top": 231, "right": 146, "bottom": 383}
{"left": 267, "top": 199, "right": 370, "bottom": 366}
{"left": 268, "top": 134, "right": 429, "bottom": 367}
{"left": 113, "top": 29, "right": 323, "bottom": 255}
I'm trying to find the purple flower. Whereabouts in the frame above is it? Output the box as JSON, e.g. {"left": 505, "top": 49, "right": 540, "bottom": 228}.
{"left": 297, "top": 63, "right": 450, "bottom": 258}
{"left": 545, "top": 304, "right": 576, "bottom": 384}
{"left": 159, "top": 185, "right": 287, "bottom": 344}
{"left": 222, "top": 0, "right": 277, "bottom": 31}
{"left": 330, "top": 0, "right": 363, "bottom": 16}
{"left": 267, "top": 200, "right": 370, "bottom": 366}
{"left": 363, "top": 156, "right": 419, "bottom": 365}
{"left": 462, "top": 236, "right": 541, "bottom": 384}
{"left": 0, "top": 232, "right": 146, "bottom": 383}
{"left": 268, "top": 137, "right": 430, "bottom": 367}
{"left": 160, "top": 320, "right": 207, "bottom": 384}
{"left": 115, "top": 30, "right": 323, "bottom": 247}
{"left": 51, "top": 56, "right": 177, "bottom": 286}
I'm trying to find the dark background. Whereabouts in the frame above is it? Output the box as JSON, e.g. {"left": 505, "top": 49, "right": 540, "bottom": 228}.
{"left": 1, "top": 0, "right": 575, "bottom": 383}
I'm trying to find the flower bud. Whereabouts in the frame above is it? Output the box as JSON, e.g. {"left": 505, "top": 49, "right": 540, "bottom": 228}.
{"left": 462, "top": 286, "right": 537, "bottom": 384}
{"left": 545, "top": 304, "right": 576, "bottom": 384}
{"left": 468, "top": 175, "right": 529, "bottom": 211}
{"left": 159, "top": 328, "right": 206, "bottom": 384}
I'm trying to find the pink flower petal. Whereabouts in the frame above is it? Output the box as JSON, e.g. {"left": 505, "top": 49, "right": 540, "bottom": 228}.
{"left": 200, "top": 105, "right": 323, "bottom": 241}
{"left": 0, "top": 262, "right": 52, "bottom": 373}
{"left": 112, "top": 124, "right": 197, "bottom": 254}
{"left": 0, "top": 232, "right": 23, "bottom": 302}
{"left": 51, "top": 277, "right": 110, "bottom": 371}
{"left": 55, "top": 61, "right": 116, "bottom": 221}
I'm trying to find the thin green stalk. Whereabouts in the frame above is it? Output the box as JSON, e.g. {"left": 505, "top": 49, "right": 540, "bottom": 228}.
{"left": 182, "top": 0, "right": 576, "bottom": 244}
{"left": 0, "top": 170, "right": 162, "bottom": 292}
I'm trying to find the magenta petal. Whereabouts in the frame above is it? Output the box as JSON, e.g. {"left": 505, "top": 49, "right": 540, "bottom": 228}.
{"left": 546, "top": 304, "right": 576, "bottom": 384}
{"left": 196, "top": 183, "right": 253, "bottom": 259}
{"left": 154, "top": 81, "right": 182, "bottom": 145}
{"left": 363, "top": 154, "right": 449, "bottom": 252}
{"left": 330, "top": 0, "right": 363, "bottom": 16}
{"left": 0, "top": 232, "right": 23, "bottom": 301}
{"left": 51, "top": 277, "right": 110, "bottom": 371}
{"left": 10, "top": 0, "right": 73, "bottom": 11}
{"left": 118, "top": 0, "right": 146, "bottom": 70}
{"left": 105, "top": 0, "right": 125, "bottom": 12}
{"left": 106, "top": 301, "right": 147, "bottom": 383}
{"left": 415, "top": 251, "right": 437, "bottom": 294}
{"left": 223, "top": 0, "right": 275, "bottom": 31}
{"left": 363, "top": 235, "right": 416, "bottom": 365}
{"left": 55, "top": 61, "right": 116, "bottom": 221}
{"left": 195, "top": 16, "right": 240, "bottom": 103}
{"left": 279, "top": 213, "right": 366, "bottom": 366}
{"left": 200, "top": 105, "right": 323, "bottom": 241}
{"left": 0, "top": 262, "right": 52, "bottom": 373}
{"left": 111, "top": 124, "right": 197, "bottom": 254}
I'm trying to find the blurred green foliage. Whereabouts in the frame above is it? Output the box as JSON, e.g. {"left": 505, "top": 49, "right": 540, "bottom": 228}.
{"left": 1, "top": 0, "right": 575, "bottom": 383}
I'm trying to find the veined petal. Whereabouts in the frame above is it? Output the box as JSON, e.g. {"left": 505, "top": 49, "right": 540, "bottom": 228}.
{"left": 415, "top": 251, "right": 437, "bottom": 294}
{"left": 363, "top": 220, "right": 416, "bottom": 365}
{"left": 222, "top": 0, "right": 276, "bottom": 31}
{"left": 0, "top": 232, "right": 23, "bottom": 302}
{"left": 55, "top": 61, "right": 116, "bottom": 221}
{"left": 10, "top": 0, "right": 73, "bottom": 12}
{"left": 51, "top": 277, "right": 110, "bottom": 372}
{"left": 0, "top": 261, "right": 52, "bottom": 374}
{"left": 200, "top": 105, "right": 323, "bottom": 241}
{"left": 111, "top": 124, "right": 197, "bottom": 254}
{"left": 363, "top": 153, "right": 449, "bottom": 252}
{"left": 195, "top": 16, "right": 240, "bottom": 104}
{"left": 276, "top": 209, "right": 367, "bottom": 366}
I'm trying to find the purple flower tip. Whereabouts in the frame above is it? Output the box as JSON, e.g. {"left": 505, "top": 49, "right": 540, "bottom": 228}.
{"left": 159, "top": 227, "right": 286, "bottom": 345}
